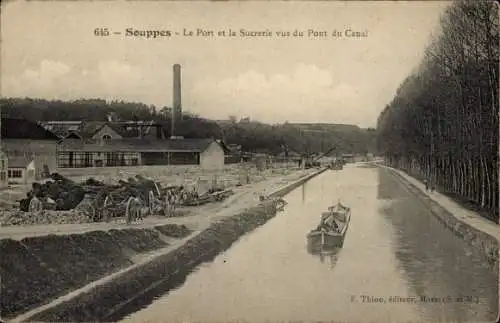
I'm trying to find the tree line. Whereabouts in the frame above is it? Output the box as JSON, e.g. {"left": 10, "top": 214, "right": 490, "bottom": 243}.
{"left": 0, "top": 98, "right": 376, "bottom": 156}
{"left": 377, "top": 0, "right": 499, "bottom": 222}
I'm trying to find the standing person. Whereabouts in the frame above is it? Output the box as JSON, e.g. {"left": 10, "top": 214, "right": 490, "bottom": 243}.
{"left": 423, "top": 178, "right": 429, "bottom": 191}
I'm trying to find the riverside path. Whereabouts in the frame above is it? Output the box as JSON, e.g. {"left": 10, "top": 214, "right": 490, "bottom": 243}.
{"left": 118, "top": 163, "right": 498, "bottom": 323}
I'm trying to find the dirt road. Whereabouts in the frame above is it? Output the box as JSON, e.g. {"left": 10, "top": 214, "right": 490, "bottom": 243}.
{"left": 0, "top": 168, "right": 316, "bottom": 240}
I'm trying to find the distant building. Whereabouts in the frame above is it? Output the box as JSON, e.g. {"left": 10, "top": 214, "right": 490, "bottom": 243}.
{"left": 57, "top": 138, "right": 225, "bottom": 169}
{"left": 341, "top": 154, "right": 356, "bottom": 163}
{"left": 2, "top": 118, "right": 59, "bottom": 180}
{"left": 8, "top": 156, "right": 36, "bottom": 184}
{"left": 223, "top": 144, "right": 243, "bottom": 164}
{"left": 40, "top": 120, "right": 164, "bottom": 141}
{"left": 41, "top": 120, "right": 228, "bottom": 169}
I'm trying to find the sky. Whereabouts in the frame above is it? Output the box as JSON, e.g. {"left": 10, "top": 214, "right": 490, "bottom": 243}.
{"left": 1, "top": 1, "right": 449, "bottom": 128}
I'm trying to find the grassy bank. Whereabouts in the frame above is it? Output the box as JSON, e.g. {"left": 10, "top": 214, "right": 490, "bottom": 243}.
{"left": 0, "top": 224, "right": 192, "bottom": 319}
{"left": 27, "top": 201, "right": 280, "bottom": 322}
{"left": 7, "top": 167, "right": 327, "bottom": 322}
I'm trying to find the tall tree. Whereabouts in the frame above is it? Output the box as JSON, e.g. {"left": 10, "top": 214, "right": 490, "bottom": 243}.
{"left": 377, "top": 0, "right": 499, "bottom": 223}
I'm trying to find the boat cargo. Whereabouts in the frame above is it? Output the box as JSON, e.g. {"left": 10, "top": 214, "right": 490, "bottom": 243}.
{"left": 307, "top": 201, "right": 351, "bottom": 249}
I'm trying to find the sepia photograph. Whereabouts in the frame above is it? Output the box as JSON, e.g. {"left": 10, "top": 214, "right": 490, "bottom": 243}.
{"left": 0, "top": 0, "right": 498, "bottom": 322}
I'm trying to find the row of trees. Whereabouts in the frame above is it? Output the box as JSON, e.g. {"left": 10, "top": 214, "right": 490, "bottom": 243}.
{"left": 0, "top": 98, "right": 376, "bottom": 156}
{"left": 377, "top": 1, "right": 499, "bottom": 222}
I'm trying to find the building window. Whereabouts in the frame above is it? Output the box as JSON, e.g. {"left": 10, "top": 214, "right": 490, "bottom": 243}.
{"left": 57, "top": 152, "right": 71, "bottom": 168}
{"left": 102, "top": 134, "right": 112, "bottom": 144}
{"left": 8, "top": 169, "right": 23, "bottom": 178}
{"left": 84, "top": 152, "right": 93, "bottom": 167}
{"left": 106, "top": 152, "right": 119, "bottom": 167}
{"left": 130, "top": 158, "right": 138, "bottom": 166}
{"left": 57, "top": 151, "right": 94, "bottom": 168}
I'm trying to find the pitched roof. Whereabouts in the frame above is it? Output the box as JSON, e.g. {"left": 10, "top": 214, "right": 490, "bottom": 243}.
{"left": 41, "top": 120, "right": 160, "bottom": 139}
{"left": 8, "top": 156, "right": 34, "bottom": 168}
{"left": 3, "top": 118, "right": 59, "bottom": 140}
{"left": 80, "top": 121, "right": 107, "bottom": 137}
{"left": 103, "top": 121, "right": 158, "bottom": 139}
{"left": 39, "top": 121, "right": 84, "bottom": 138}
{"left": 215, "top": 139, "right": 231, "bottom": 154}
{"left": 58, "top": 138, "right": 218, "bottom": 153}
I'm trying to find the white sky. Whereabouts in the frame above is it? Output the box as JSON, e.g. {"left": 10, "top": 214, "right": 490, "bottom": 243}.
{"left": 1, "top": 1, "right": 449, "bottom": 127}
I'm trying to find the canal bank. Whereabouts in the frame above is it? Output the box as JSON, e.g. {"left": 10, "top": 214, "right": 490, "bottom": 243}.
{"left": 8, "top": 167, "right": 328, "bottom": 323}
{"left": 119, "top": 164, "right": 498, "bottom": 323}
{"left": 379, "top": 164, "right": 499, "bottom": 264}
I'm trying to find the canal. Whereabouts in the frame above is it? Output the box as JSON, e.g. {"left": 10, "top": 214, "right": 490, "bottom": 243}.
{"left": 120, "top": 164, "right": 498, "bottom": 322}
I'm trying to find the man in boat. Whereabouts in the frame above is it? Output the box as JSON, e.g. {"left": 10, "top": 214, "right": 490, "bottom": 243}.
{"left": 316, "top": 212, "right": 339, "bottom": 232}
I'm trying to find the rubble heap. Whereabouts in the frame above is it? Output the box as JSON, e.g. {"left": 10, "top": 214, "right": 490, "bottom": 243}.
{"left": 5, "top": 173, "right": 234, "bottom": 226}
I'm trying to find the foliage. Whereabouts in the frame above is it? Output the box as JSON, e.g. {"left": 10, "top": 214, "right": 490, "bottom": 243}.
{"left": 376, "top": 1, "right": 499, "bottom": 222}
{"left": 0, "top": 98, "right": 377, "bottom": 155}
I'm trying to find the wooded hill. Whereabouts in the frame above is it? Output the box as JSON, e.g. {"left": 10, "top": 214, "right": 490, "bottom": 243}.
{"left": 0, "top": 98, "right": 377, "bottom": 156}
{"left": 376, "top": 1, "right": 499, "bottom": 222}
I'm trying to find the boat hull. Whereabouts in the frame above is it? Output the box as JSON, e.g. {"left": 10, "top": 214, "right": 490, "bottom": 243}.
{"left": 307, "top": 209, "right": 351, "bottom": 249}
{"left": 307, "top": 232, "right": 344, "bottom": 248}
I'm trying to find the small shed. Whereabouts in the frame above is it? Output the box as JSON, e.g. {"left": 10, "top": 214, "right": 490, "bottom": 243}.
{"left": 8, "top": 156, "right": 36, "bottom": 184}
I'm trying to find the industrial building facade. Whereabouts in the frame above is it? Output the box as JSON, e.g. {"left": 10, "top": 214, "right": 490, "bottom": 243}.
{"left": 56, "top": 137, "right": 226, "bottom": 169}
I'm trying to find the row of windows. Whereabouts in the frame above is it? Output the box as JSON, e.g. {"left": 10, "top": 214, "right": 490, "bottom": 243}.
{"left": 57, "top": 152, "right": 139, "bottom": 168}
{"left": 8, "top": 170, "right": 22, "bottom": 178}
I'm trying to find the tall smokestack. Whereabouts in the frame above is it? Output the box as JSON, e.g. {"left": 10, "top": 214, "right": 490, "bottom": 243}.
{"left": 172, "top": 64, "right": 182, "bottom": 138}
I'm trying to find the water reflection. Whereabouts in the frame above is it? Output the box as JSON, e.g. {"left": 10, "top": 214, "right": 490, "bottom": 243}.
{"left": 301, "top": 182, "right": 306, "bottom": 203}
{"left": 377, "top": 168, "right": 499, "bottom": 322}
{"left": 308, "top": 247, "right": 342, "bottom": 270}
{"left": 377, "top": 167, "right": 407, "bottom": 200}
{"left": 118, "top": 166, "right": 498, "bottom": 323}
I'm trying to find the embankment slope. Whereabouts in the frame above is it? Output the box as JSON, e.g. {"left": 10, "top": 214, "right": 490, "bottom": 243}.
{"left": 4, "top": 167, "right": 327, "bottom": 322}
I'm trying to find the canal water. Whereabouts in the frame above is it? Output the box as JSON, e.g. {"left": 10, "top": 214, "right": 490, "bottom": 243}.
{"left": 121, "top": 164, "right": 498, "bottom": 322}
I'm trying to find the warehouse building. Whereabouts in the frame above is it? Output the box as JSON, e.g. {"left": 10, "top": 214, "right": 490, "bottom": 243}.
{"left": 42, "top": 120, "right": 228, "bottom": 169}
{"left": 56, "top": 137, "right": 226, "bottom": 169}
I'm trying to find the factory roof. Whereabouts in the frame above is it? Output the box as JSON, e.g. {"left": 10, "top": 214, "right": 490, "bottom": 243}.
{"left": 8, "top": 156, "right": 35, "bottom": 168}
{"left": 57, "top": 138, "right": 222, "bottom": 153}
{"left": 2, "top": 118, "right": 59, "bottom": 140}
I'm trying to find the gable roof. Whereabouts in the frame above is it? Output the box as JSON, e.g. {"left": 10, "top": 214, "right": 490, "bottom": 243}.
{"left": 64, "top": 131, "right": 83, "bottom": 139}
{"left": 41, "top": 120, "right": 161, "bottom": 139}
{"left": 89, "top": 123, "right": 124, "bottom": 138}
{"left": 102, "top": 121, "right": 158, "bottom": 139}
{"left": 3, "top": 118, "right": 59, "bottom": 140}
{"left": 80, "top": 121, "right": 107, "bottom": 137}
{"left": 8, "top": 156, "right": 34, "bottom": 168}
{"left": 215, "top": 139, "right": 231, "bottom": 154}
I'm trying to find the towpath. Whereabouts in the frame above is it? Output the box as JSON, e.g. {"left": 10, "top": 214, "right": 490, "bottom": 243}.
{"left": 0, "top": 168, "right": 318, "bottom": 240}
{"left": 377, "top": 163, "right": 500, "bottom": 242}
{"left": 120, "top": 163, "right": 498, "bottom": 323}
